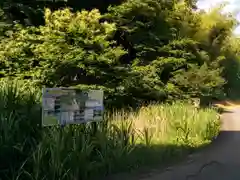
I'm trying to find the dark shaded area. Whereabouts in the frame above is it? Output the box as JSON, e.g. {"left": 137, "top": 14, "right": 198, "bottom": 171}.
{"left": 103, "top": 143, "right": 211, "bottom": 180}
{"left": 221, "top": 56, "right": 240, "bottom": 100}
{"left": 2, "top": 0, "right": 125, "bottom": 26}
{"left": 105, "top": 130, "right": 240, "bottom": 180}
{"left": 114, "top": 29, "right": 136, "bottom": 64}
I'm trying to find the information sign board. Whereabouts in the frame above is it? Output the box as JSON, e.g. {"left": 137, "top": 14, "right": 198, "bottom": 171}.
{"left": 42, "top": 88, "right": 104, "bottom": 126}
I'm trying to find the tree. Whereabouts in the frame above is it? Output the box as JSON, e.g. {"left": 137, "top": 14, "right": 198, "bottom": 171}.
{"left": 0, "top": 8, "right": 126, "bottom": 86}
{"left": 107, "top": 0, "right": 227, "bottom": 101}
{"left": 0, "top": 0, "right": 239, "bottom": 107}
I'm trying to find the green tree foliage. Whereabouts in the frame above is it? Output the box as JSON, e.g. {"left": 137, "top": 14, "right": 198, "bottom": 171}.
{"left": 0, "top": 0, "right": 239, "bottom": 108}
{"left": 106, "top": 0, "right": 229, "bottom": 102}
{"left": 0, "top": 8, "right": 125, "bottom": 85}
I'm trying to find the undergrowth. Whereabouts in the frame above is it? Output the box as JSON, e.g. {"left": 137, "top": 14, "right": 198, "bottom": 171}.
{"left": 0, "top": 80, "right": 220, "bottom": 180}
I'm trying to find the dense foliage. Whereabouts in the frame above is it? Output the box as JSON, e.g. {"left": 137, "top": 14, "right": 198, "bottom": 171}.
{"left": 0, "top": 0, "right": 240, "bottom": 108}
{"left": 0, "top": 0, "right": 234, "bottom": 179}
{"left": 0, "top": 80, "right": 220, "bottom": 180}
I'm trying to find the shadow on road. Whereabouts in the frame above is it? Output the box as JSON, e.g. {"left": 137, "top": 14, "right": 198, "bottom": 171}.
{"left": 103, "top": 142, "right": 212, "bottom": 180}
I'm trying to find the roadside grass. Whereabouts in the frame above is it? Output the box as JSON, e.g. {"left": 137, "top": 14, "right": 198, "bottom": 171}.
{"left": 0, "top": 80, "right": 220, "bottom": 180}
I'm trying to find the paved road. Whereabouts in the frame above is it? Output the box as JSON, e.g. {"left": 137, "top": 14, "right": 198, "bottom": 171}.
{"left": 108, "top": 107, "right": 240, "bottom": 180}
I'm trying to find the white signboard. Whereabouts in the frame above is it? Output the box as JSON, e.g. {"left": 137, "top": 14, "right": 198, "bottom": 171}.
{"left": 42, "top": 88, "right": 104, "bottom": 126}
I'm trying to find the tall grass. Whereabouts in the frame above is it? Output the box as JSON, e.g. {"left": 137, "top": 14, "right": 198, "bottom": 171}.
{"left": 0, "top": 80, "right": 220, "bottom": 180}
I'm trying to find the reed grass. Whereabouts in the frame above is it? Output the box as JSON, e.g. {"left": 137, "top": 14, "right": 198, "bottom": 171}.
{"left": 0, "top": 80, "right": 220, "bottom": 180}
